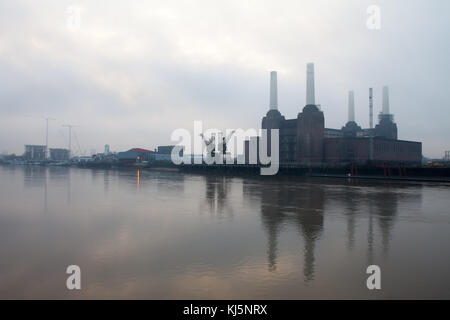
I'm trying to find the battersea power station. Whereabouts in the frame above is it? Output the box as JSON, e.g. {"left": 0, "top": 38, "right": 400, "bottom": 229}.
{"left": 260, "top": 63, "right": 422, "bottom": 166}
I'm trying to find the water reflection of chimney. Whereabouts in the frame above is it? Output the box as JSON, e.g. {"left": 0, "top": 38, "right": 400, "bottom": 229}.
{"left": 259, "top": 181, "right": 324, "bottom": 283}
{"left": 367, "top": 207, "right": 375, "bottom": 266}
{"left": 344, "top": 189, "right": 358, "bottom": 251}
{"left": 375, "top": 191, "right": 398, "bottom": 256}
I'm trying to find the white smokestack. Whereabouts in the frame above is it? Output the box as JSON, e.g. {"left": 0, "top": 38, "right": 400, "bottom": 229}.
{"left": 348, "top": 90, "right": 355, "bottom": 122}
{"left": 306, "top": 63, "right": 315, "bottom": 105}
{"left": 382, "top": 86, "right": 390, "bottom": 114}
{"left": 269, "top": 71, "right": 278, "bottom": 110}
{"left": 369, "top": 88, "right": 374, "bottom": 128}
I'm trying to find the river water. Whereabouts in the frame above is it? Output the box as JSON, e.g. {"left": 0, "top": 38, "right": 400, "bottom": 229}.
{"left": 0, "top": 165, "right": 449, "bottom": 299}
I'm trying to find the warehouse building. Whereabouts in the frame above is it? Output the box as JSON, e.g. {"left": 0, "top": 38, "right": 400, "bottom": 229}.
{"left": 155, "top": 145, "right": 184, "bottom": 161}
{"left": 117, "top": 148, "right": 155, "bottom": 163}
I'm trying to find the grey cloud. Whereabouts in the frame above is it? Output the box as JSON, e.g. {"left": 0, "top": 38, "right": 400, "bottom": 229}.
{"left": 0, "top": 0, "right": 449, "bottom": 157}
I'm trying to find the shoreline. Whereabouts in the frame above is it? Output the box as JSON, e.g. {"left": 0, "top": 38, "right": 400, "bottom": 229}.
{"left": 3, "top": 162, "right": 449, "bottom": 183}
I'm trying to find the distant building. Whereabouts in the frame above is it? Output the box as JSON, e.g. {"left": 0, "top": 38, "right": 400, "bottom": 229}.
{"left": 104, "top": 144, "right": 110, "bottom": 155}
{"left": 72, "top": 156, "right": 93, "bottom": 163}
{"left": 49, "top": 148, "right": 70, "bottom": 161}
{"left": 24, "top": 145, "right": 46, "bottom": 161}
{"left": 155, "top": 145, "right": 184, "bottom": 161}
{"left": 157, "top": 146, "right": 175, "bottom": 154}
{"left": 117, "top": 148, "right": 154, "bottom": 163}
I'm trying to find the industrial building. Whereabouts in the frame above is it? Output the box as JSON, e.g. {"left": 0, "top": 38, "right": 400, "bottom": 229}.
{"left": 24, "top": 145, "right": 46, "bottom": 161}
{"left": 155, "top": 145, "right": 184, "bottom": 161}
{"left": 258, "top": 64, "right": 422, "bottom": 166}
{"left": 49, "top": 148, "right": 70, "bottom": 161}
{"left": 117, "top": 148, "right": 155, "bottom": 163}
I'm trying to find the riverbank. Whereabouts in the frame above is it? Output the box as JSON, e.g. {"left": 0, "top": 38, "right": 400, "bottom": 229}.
{"left": 178, "top": 163, "right": 450, "bottom": 182}
{"left": 2, "top": 161, "right": 450, "bottom": 183}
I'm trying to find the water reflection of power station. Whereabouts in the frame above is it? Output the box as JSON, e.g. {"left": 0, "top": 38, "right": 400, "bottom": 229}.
{"left": 240, "top": 178, "right": 421, "bottom": 281}
{"left": 201, "top": 173, "right": 419, "bottom": 281}
{"left": 256, "top": 63, "right": 422, "bottom": 165}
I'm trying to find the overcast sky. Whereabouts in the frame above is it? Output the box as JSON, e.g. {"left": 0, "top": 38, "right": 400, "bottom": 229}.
{"left": 0, "top": 0, "right": 449, "bottom": 157}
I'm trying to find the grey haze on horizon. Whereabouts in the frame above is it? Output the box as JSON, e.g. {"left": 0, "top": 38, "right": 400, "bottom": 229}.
{"left": 0, "top": 0, "right": 449, "bottom": 157}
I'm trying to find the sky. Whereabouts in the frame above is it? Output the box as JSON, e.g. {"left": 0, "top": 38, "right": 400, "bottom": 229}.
{"left": 0, "top": 0, "right": 449, "bottom": 157}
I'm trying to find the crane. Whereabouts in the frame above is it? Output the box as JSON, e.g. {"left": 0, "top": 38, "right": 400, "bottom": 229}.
{"left": 200, "top": 133, "right": 216, "bottom": 158}
{"left": 200, "top": 130, "right": 236, "bottom": 158}
{"left": 62, "top": 124, "right": 81, "bottom": 158}
{"left": 45, "top": 117, "right": 56, "bottom": 160}
{"left": 219, "top": 130, "right": 236, "bottom": 155}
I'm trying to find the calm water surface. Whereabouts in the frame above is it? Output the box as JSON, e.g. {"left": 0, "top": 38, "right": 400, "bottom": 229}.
{"left": 0, "top": 165, "right": 450, "bottom": 299}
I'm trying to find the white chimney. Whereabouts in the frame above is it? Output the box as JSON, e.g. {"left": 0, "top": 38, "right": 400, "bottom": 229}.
{"left": 306, "top": 63, "right": 315, "bottom": 105}
{"left": 269, "top": 71, "right": 278, "bottom": 110}
{"left": 382, "top": 86, "right": 390, "bottom": 114}
{"left": 348, "top": 90, "right": 355, "bottom": 122}
{"left": 369, "top": 88, "right": 374, "bottom": 128}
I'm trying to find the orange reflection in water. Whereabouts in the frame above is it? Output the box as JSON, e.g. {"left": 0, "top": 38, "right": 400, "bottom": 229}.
{"left": 137, "top": 170, "right": 140, "bottom": 190}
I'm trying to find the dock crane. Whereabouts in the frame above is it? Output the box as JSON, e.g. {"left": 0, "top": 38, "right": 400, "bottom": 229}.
{"left": 45, "top": 117, "right": 56, "bottom": 160}
{"left": 219, "top": 130, "right": 236, "bottom": 155}
{"left": 200, "top": 130, "right": 236, "bottom": 158}
{"left": 199, "top": 133, "right": 216, "bottom": 158}
{"left": 62, "top": 124, "right": 82, "bottom": 158}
